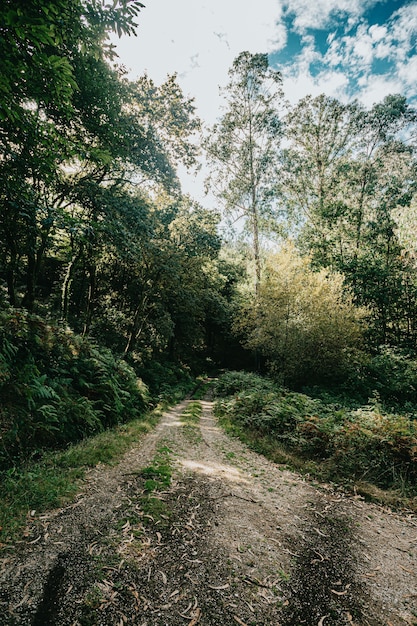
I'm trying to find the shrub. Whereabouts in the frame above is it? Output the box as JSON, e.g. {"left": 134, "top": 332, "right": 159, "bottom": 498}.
{"left": 213, "top": 370, "right": 278, "bottom": 397}
{"left": 134, "top": 358, "right": 194, "bottom": 400}
{"left": 0, "top": 308, "right": 149, "bottom": 469}
{"left": 213, "top": 371, "right": 417, "bottom": 495}
{"left": 331, "top": 406, "right": 417, "bottom": 488}
{"left": 364, "top": 347, "right": 417, "bottom": 407}
{"left": 235, "top": 245, "right": 367, "bottom": 387}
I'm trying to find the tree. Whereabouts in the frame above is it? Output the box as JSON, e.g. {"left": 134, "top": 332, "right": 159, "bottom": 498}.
{"left": 237, "top": 244, "right": 366, "bottom": 386}
{"left": 133, "top": 74, "right": 201, "bottom": 181}
{"left": 0, "top": 0, "right": 144, "bottom": 124}
{"left": 0, "top": 0, "right": 145, "bottom": 310}
{"left": 0, "top": 0, "right": 202, "bottom": 320}
{"left": 72, "top": 191, "right": 222, "bottom": 364}
{"left": 204, "top": 52, "right": 283, "bottom": 297}
{"left": 282, "top": 93, "right": 417, "bottom": 346}
{"left": 279, "top": 94, "right": 359, "bottom": 249}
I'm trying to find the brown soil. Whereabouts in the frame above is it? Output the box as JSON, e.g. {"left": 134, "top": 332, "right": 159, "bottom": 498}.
{"left": 0, "top": 398, "right": 416, "bottom": 625}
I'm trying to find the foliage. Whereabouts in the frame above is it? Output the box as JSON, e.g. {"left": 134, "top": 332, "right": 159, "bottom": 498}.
{"left": 205, "top": 51, "right": 284, "bottom": 295}
{"left": 235, "top": 245, "right": 366, "bottom": 386}
{"left": 213, "top": 369, "right": 278, "bottom": 397}
{"left": 213, "top": 372, "right": 417, "bottom": 497}
{"left": 282, "top": 93, "right": 417, "bottom": 347}
{"left": 362, "top": 347, "right": 417, "bottom": 408}
{"left": 135, "top": 358, "right": 195, "bottom": 402}
{"left": 0, "top": 308, "right": 149, "bottom": 469}
{"left": 0, "top": 0, "right": 202, "bottom": 335}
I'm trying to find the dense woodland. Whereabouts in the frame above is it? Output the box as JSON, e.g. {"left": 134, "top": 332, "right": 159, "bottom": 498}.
{"left": 1, "top": 1, "right": 417, "bottom": 500}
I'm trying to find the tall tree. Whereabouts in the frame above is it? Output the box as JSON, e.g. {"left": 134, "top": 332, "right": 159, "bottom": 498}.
{"left": 282, "top": 93, "right": 417, "bottom": 346}
{"left": 0, "top": 0, "right": 145, "bottom": 310}
{"left": 279, "top": 94, "right": 359, "bottom": 251}
{"left": 204, "top": 52, "right": 283, "bottom": 297}
{"left": 0, "top": 0, "right": 202, "bottom": 319}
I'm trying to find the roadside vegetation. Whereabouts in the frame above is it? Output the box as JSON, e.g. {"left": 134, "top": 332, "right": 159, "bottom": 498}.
{"left": 213, "top": 371, "right": 417, "bottom": 508}
{"left": 0, "top": 401, "right": 168, "bottom": 544}
{"left": 0, "top": 307, "right": 197, "bottom": 544}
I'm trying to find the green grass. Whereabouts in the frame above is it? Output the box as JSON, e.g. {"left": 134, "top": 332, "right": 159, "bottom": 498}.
{"left": 218, "top": 414, "right": 417, "bottom": 510}
{"left": 0, "top": 406, "right": 166, "bottom": 547}
{"left": 180, "top": 400, "right": 202, "bottom": 442}
{"left": 137, "top": 444, "right": 173, "bottom": 527}
{"left": 214, "top": 371, "right": 417, "bottom": 510}
{"left": 181, "top": 401, "right": 202, "bottom": 424}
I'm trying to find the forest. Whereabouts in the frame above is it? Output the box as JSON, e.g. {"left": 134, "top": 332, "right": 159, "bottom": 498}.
{"left": 1, "top": 0, "right": 417, "bottom": 516}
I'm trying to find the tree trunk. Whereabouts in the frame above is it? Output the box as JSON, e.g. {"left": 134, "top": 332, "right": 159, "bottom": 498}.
{"left": 82, "top": 262, "right": 97, "bottom": 336}
{"left": 61, "top": 253, "right": 79, "bottom": 323}
{"left": 5, "top": 248, "right": 17, "bottom": 306}
{"left": 124, "top": 295, "right": 149, "bottom": 356}
{"left": 21, "top": 247, "right": 36, "bottom": 311}
{"left": 252, "top": 205, "right": 261, "bottom": 299}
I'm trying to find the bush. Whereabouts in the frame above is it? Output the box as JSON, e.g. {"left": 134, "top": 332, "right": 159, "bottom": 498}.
{"left": 213, "top": 370, "right": 278, "bottom": 397}
{"left": 213, "top": 371, "right": 417, "bottom": 495}
{"left": 0, "top": 308, "right": 149, "bottom": 469}
{"left": 135, "top": 358, "right": 195, "bottom": 401}
{"left": 364, "top": 347, "right": 417, "bottom": 407}
{"left": 235, "top": 245, "right": 367, "bottom": 387}
{"left": 331, "top": 406, "right": 417, "bottom": 488}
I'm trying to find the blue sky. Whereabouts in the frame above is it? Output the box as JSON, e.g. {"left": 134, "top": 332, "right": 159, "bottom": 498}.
{"left": 110, "top": 0, "right": 417, "bottom": 200}
{"left": 271, "top": 0, "right": 417, "bottom": 105}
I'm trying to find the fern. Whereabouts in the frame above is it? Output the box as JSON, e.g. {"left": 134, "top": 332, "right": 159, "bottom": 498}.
{"left": 1, "top": 336, "right": 18, "bottom": 361}
{"left": 0, "top": 308, "right": 149, "bottom": 469}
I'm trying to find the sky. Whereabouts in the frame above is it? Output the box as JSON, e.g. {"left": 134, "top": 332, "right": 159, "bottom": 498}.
{"left": 110, "top": 0, "right": 417, "bottom": 201}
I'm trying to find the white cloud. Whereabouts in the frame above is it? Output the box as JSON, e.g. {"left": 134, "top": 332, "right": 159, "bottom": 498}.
{"left": 327, "top": 21, "right": 392, "bottom": 79}
{"left": 368, "top": 23, "right": 387, "bottom": 42}
{"left": 282, "top": 0, "right": 376, "bottom": 32}
{"left": 283, "top": 64, "right": 349, "bottom": 104}
{"left": 110, "top": 0, "right": 285, "bottom": 123}
{"left": 348, "top": 24, "right": 375, "bottom": 66}
{"left": 356, "top": 74, "right": 403, "bottom": 106}
{"left": 108, "top": 0, "right": 417, "bottom": 203}
{"left": 397, "top": 55, "right": 417, "bottom": 90}
{"left": 388, "top": 2, "right": 417, "bottom": 66}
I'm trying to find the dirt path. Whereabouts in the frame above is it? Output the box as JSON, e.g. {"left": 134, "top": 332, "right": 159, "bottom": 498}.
{"left": 1, "top": 398, "right": 417, "bottom": 625}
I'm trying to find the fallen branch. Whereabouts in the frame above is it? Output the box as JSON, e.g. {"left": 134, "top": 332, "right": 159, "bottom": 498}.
{"left": 210, "top": 492, "right": 259, "bottom": 504}
{"left": 243, "top": 576, "right": 271, "bottom": 589}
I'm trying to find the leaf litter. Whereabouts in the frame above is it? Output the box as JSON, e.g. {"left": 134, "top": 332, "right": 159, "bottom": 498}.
{"left": 0, "top": 398, "right": 416, "bottom": 624}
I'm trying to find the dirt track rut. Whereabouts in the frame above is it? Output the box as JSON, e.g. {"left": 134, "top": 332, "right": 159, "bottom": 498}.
{"left": 0, "top": 398, "right": 416, "bottom": 625}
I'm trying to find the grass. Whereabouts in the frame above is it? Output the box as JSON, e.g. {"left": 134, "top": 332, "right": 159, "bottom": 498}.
{"left": 137, "top": 444, "right": 173, "bottom": 527}
{"left": 219, "top": 415, "right": 417, "bottom": 510}
{"left": 214, "top": 371, "right": 417, "bottom": 511}
{"left": 180, "top": 400, "right": 203, "bottom": 442}
{"left": 0, "top": 402, "right": 169, "bottom": 547}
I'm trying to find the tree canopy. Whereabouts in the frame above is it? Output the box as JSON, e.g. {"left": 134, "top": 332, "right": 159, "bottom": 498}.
{"left": 204, "top": 51, "right": 284, "bottom": 296}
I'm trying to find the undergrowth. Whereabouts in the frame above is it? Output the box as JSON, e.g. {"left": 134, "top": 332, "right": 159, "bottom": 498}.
{"left": 0, "top": 309, "right": 149, "bottom": 470}
{"left": 213, "top": 371, "right": 417, "bottom": 506}
{"left": 0, "top": 401, "right": 171, "bottom": 546}
{"left": 0, "top": 307, "right": 199, "bottom": 546}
